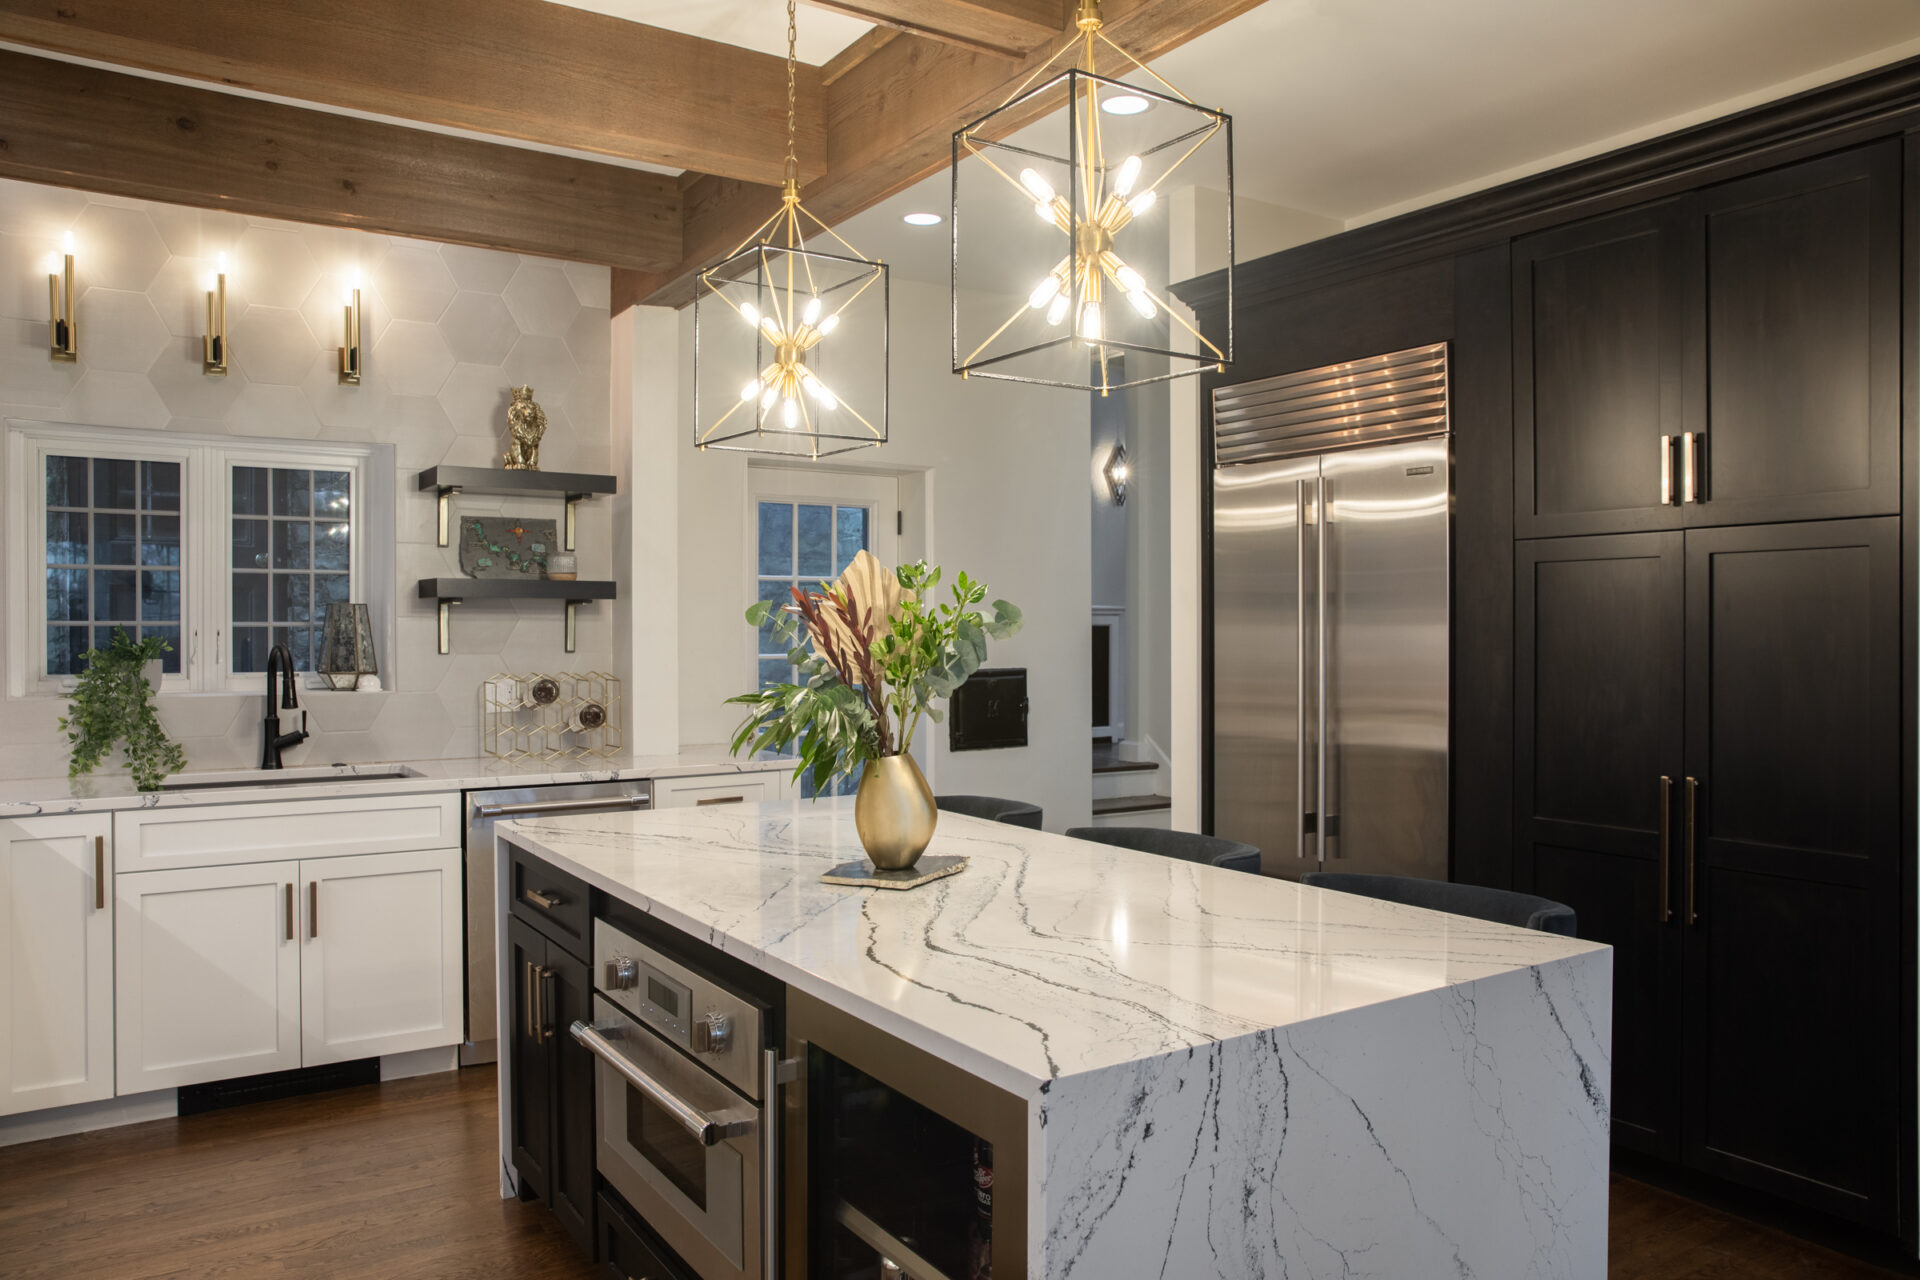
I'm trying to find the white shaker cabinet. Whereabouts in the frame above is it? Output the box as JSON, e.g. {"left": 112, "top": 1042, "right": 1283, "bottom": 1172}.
{"left": 0, "top": 814, "right": 114, "bottom": 1116}
{"left": 115, "top": 860, "right": 302, "bottom": 1094}
{"left": 652, "top": 770, "right": 789, "bottom": 809}
{"left": 301, "top": 847, "right": 463, "bottom": 1066}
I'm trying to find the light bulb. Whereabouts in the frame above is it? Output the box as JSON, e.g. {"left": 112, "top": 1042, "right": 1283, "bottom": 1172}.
{"left": 808, "top": 378, "right": 837, "bottom": 411}
{"left": 1035, "top": 200, "right": 1057, "bottom": 223}
{"left": 1113, "top": 155, "right": 1142, "bottom": 197}
{"left": 1115, "top": 265, "right": 1144, "bottom": 294}
{"left": 741, "top": 302, "right": 759, "bottom": 325}
{"left": 343, "top": 272, "right": 360, "bottom": 305}
{"left": 782, "top": 398, "right": 799, "bottom": 429}
{"left": 1128, "top": 190, "right": 1157, "bottom": 217}
{"left": 1019, "top": 168, "right": 1055, "bottom": 204}
{"left": 1080, "top": 302, "right": 1102, "bottom": 341}
{"left": 817, "top": 313, "right": 839, "bottom": 336}
{"left": 760, "top": 385, "right": 779, "bottom": 410}
{"left": 62, "top": 231, "right": 73, "bottom": 253}
{"left": 740, "top": 379, "right": 760, "bottom": 401}
{"left": 1128, "top": 289, "right": 1156, "bottom": 319}
{"left": 1046, "top": 294, "right": 1070, "bottom": 326}
{"left": 802, "top": 296, "right": 822, "bottom": 326}
{"left": 760, "top": 317, "right": 783, "bottom": 342}
{"left": 1028, "top": 274, "right": 1062, "bottom": 310}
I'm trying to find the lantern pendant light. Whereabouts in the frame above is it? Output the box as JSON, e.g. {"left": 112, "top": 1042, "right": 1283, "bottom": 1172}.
{"left": 951, "top": 0, "right": 1233, "bottom": 394}
{"left": 693, "top": 0, "right": 889, "bottom": 459}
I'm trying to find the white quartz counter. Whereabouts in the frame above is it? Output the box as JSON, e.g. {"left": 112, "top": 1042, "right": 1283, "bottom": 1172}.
{"left": 0, "top": 749, "right": 788, "bottom": 817}
{"left": 502, "top": 799, "right": 1614, "bottom": 1278}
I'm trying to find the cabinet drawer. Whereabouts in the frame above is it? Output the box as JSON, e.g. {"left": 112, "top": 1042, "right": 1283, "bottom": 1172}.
{"left": 508, "top": 842, "right": 590, "bottom": 955}
{"left": 597, "top": 1190, "right": 690, "bottom": 1280}
{"left": 114, "top": 792, "right": 460, "bottom": 872}
{"left": 652, "top": 772, "right": 781, "bottom": 810}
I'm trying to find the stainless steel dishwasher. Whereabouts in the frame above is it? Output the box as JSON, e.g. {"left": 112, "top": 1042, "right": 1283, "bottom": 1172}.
{"left": 461, "top": 779, "right": 651, "bottom": 1065}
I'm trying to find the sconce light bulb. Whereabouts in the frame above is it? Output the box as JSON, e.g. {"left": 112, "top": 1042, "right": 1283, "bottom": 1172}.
{"left": 740, "top": 379, "right": 761, "bottom": 401}
{"left": 740, "top": 302, "right": 760, "bottom": 326}
{"left": 760, "top": 385, "right": 779, "bottom": 411}
{"left": 1080, "top": 301, "right": 1102, "bottom": 341}
{"left": 802, "top": 295, "right": 822, "bottom": 327}
{"left": 782, "top": 398, "right": 799, "bottom": 429}
{"left": 1115, "top": 265, "right": 1144, "bottom": 294}
{"left": 1113, "top": 155, "right": 1142, "bottom": 198}
{"left": 62, "top": 231, "right": 74, "bottom": 253}
{"left": 1028, "top": 274, "right": 1062, "bottom": 310}
{"left": 1128, "top": 289, "right": 1156, "bottom": 319}
{"left": 1046, "top": 293, "right": 1070, "bottom": 326}
{"left": 1127, "top": 190, "right": 1157, "bottom": 218}
{"left": 817, "top": 313, "right": 839, "bottom": 336}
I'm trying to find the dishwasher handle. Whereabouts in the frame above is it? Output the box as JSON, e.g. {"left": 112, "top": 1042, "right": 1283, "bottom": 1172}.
{"left": 571, "top": 1020, "right": 755, "bottom": 1146}
{"left": 475, "top": 793, "right": 650, "bottom": 820}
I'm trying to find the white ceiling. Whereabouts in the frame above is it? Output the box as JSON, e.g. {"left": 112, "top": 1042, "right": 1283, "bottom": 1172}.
{"left": 836, "top": 0, "right": 1920, "bottom": 283}
{"left": 541, "top": 0, "right": 872, "bottom": 64}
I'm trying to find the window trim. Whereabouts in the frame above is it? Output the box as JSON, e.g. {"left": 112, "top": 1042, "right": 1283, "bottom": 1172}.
{"left": 5, "top": 419, "right": 383, "bottom": 699}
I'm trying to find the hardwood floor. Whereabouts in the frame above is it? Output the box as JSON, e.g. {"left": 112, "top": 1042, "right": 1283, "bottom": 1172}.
{"left": 0, "top": 1068, "right": 597, "bottom": 1280}
{"left": 0, "top": 1066, "right": 1911, "bottom": 1279}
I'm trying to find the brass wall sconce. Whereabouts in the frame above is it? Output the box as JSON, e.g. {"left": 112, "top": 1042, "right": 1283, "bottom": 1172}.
{"left": 338, "top": 275, "right": 362, "bottom": 385}
{"left": 1104, "top": 442, "right": 1129, "bottom": 506}
{"left": 203, "top": 254, "right": 229, "bottom": 377}
{"left": 47, "top": 232, "right": 76, "bottom": 362}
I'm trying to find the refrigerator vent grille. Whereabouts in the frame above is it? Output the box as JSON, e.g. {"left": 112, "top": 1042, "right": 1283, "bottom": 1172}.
{"left": 1211, "top": 343, "right": 1449, "bottom": 467}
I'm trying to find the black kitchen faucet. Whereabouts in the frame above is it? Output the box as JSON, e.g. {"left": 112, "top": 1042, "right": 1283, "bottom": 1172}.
{"left": 260, "top": 645, "right": 310, "bottom": 769}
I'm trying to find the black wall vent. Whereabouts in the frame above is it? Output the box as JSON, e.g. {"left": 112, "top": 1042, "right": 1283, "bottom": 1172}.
{"left": 949, "top": 668, "right": 1029, "bottom": 751}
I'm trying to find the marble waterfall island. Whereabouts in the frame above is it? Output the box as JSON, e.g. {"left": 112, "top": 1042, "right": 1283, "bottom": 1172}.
{"left": 499, "top": 800, "right": 1612, "bottom": 1279}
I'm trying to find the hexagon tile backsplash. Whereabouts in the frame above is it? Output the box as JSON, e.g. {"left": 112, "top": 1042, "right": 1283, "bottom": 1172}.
{"left": 0, "top": 178, "right": 617, "bottom": 777}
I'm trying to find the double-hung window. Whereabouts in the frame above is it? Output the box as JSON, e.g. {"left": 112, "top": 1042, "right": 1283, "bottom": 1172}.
{"left": 7, "top": 421, "right": 386, "bottom": 696}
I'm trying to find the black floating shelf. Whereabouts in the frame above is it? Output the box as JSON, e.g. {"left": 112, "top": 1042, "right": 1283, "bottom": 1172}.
{"left": 416, "top": 578, "right": 618, "bottom": 655}
{"left": 417, "top": 465, "right": 617, "bottom": 551}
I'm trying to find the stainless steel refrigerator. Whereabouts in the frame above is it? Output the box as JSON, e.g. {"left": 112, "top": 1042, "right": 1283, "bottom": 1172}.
{"left": 1211, "top": 343, "right": 1450, "bottom": 881}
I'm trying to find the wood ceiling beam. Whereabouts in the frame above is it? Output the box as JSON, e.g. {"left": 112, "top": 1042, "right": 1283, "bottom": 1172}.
{"left": 803, "top": 0, "right": 1065, "bottom": 59}
{"left": 615, "top": 0, "right": 1263, "bottom": 309}
{"left": 0, "top": 51, "right": 682, "bottom": 271}
{"left": 0, "top": 0, "right": 824, "bottom": 186}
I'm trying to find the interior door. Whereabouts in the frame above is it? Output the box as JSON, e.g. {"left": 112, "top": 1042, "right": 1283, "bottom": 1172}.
{"left": 1211, "top": 455, "right": 1318, "bottom": 876}
{"left": 301, "top": 847, "right": 463, "bottom": 1066}
{"left": 115, "top": 860, "right": 301, "bottom": 1093}
{"left": 1515, "top": 533, "right": 1684, "bottom": 1158}
{"left": 1513, "top": 199, "right": 1688, "bottom": 538}
{"left": 1320, "top": 439, "right": 1449, "bottom": 879}
{"left": 1690, "top": 141, "right": 1901, "bottom": 526}
{"left": 1681, "top": 518, "right": 1900, "bottom": 1227}
{"left": 0, "top": 815, "right": 113, "bottom": 1115}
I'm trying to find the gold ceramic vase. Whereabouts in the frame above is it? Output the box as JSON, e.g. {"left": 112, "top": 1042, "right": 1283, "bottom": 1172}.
{"left": 853, "top": 754, "right": 937, "bottom": 870}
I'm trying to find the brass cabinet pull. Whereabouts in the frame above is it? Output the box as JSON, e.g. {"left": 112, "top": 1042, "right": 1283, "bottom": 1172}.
{"left": 539, "top": 966, "right": 556, "bottom": 1042}
{"left": 695, "top": 795, "right": 745, "bottom": 806}
{"left": 284, "top": 883, "right": 294, "bottom": 941}
{"left": 1659, "top": 435, "right": 1675, "bottom": 505}
{"left": 524, "top": 961, "right": 537, "bottom": 1040}
{"left": 309, "top": 881, "right": 319, "bottom": 938}
{"left": 1684, "top": 776, "right": 1700, "bottom": 925}
{"left": 1657, "top": 776, "right": 1672, "bottom": 924}
{"left": 94, "top": 835, "right": 106, "bottom": 911}
{"left": 1681, "top": 431, "right": 1702, "bottom": 504}
{"left": 523, "top": 887, "right": 561, "bottom": 910}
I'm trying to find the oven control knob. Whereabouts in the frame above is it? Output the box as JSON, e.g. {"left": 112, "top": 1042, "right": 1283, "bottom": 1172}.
{"left": 606, "top": 956, "right": 639, "bottom": 990}
{"left": 692, "top": 1012, "right": 732, "bottom": 1055}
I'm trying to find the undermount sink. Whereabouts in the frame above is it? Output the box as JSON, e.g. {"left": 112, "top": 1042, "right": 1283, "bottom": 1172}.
{"left": 156, "top": 764, "right": 425, "bottom": 791}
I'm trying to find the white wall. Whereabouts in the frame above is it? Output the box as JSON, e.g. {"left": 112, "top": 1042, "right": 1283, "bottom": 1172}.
{"left": 668, "top": 277, "right": 1094, "bottom": 831}
{"left": 0, "top": 179, "right": 614, "bottom": 777}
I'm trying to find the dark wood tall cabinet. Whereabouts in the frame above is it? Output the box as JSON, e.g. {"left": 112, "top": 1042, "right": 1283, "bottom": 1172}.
{"left": 1519, "top": 519, "right": 1902, "bottom": 1227}
{"left": 507, "top": 913, "right": 596, "bottom": 1255}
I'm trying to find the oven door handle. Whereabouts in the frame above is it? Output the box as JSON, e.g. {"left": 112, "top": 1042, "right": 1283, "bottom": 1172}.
{"left": 570, "top": 1020, "right": 755, "bottom": 1147}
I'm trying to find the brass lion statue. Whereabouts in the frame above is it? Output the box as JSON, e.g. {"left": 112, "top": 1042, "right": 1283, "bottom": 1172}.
{"left": 503, "top": 385, "right": 547, "bottom": 471}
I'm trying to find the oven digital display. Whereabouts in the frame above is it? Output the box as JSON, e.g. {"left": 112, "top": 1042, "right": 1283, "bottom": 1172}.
{"left": 647, "top": 976, "right": 680, "bottom": 1018}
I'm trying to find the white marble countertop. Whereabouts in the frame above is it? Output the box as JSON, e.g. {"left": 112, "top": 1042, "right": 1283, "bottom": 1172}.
{"left": 500, "top": 798, "right": 1606, "bottom": 1095}
{"left": 0, "top": 749, "right": 790, "bottom": 817}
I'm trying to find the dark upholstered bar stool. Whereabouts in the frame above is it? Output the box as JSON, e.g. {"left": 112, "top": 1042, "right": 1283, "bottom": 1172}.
{"left": 1301, "top": 872, "right": 1578, "bottom": 937}
{"left": 936, "top": 795, "right": 1043, "bottom": 830}
{"left": 1064, "top": 826, "right": 1260, "bottom": 874}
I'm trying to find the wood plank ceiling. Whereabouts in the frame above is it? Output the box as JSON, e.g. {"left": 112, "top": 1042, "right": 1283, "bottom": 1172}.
{"left": 0, "top": 0, "right": 1260, "bottom": 309}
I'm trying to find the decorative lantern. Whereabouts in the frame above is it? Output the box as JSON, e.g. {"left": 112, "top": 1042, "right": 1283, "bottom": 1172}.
{"left": 317, "top": 603, "right": 378, "bottom": 691}
{"left": 952, "top": 0, "right": 1232, "bottom": 394}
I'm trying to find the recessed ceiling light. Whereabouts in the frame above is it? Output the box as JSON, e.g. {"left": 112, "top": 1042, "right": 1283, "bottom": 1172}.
{"left": 1102, "top": 94, "right": 1151, "bottom": 116}
{"left": 902, "top": 212, "right": 943, "bottom": 226}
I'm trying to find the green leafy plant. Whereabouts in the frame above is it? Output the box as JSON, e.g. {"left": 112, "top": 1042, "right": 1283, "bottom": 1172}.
{"left": 728, "top": 552, "right": 1022, "bottom": 796}
{"left": 60, "top": 628, "right": 186, "bottom": 791}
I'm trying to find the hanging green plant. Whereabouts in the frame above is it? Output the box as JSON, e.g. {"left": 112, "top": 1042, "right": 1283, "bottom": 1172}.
{"left": 60, "top": 628, "right": 186, "bottom": 791}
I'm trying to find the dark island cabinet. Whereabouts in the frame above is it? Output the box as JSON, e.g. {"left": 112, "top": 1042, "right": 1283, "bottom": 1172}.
{"left": 508, "top": 912, "right": 597, "bottom": 1257}
{"left": 1514, "top": 141, "right": 1900, "bottom": 538}
{"left": 1518, "top": 518, "right": 1902, "bottom": 1229}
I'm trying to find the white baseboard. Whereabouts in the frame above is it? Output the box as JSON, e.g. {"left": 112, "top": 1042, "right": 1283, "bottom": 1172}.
{"left": 380, "top": 1045, "right": 460, "bottom": 1081}
{"left": 0, "top": 1089, "right": 177, "bottom": 1148}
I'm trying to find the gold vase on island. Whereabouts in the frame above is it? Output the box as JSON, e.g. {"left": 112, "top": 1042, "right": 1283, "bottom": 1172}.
{"left": 853, "top": 754, "right": 936, "bottom": 870}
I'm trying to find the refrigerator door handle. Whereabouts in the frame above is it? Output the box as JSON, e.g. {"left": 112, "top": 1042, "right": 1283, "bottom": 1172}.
{"left": 1296, "top": 478, "right": 1310, "bottom": 860}
{"left": 1315, "top": 471, "right": 1330, "bottom": 863}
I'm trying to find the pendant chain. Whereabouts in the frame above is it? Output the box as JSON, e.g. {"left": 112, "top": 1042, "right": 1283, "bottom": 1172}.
{"left": 784, "top": 0, "right": 799, "bottom": 191}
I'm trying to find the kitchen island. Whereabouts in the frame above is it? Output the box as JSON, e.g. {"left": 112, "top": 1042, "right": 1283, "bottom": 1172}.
{"left": 497, "top": 799, "right": 1611, "bottom": 1279}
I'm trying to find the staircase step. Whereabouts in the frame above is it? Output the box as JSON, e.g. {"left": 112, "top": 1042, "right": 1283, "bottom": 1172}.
{"left": 1092, "top": 793, "right": 1173, "bottom": 817}
{"left": 1092, "top": 744, "right": 1158, "bottom": 774}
